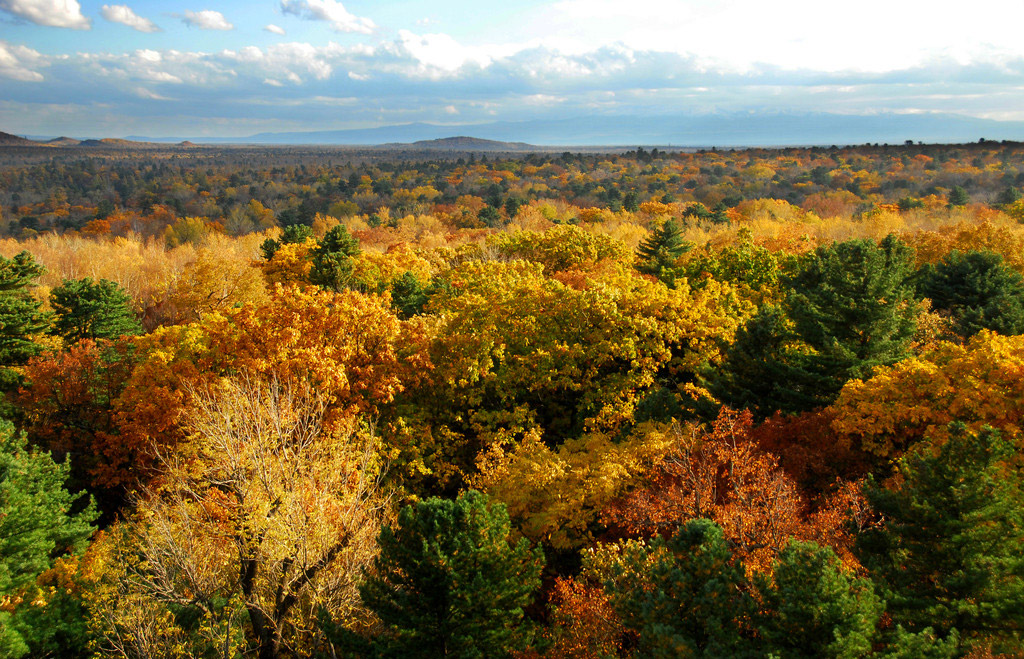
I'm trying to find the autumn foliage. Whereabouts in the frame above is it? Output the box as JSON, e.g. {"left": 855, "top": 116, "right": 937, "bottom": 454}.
{"left": 3, "top": 143, "right": 1024, "bottom": 657}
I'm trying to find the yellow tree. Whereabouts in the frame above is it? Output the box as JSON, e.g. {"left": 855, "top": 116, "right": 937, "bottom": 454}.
{"left": 85, "top": 375, "right": 389, "bottom": 659}
{"left": 829, "top": 330, "right": 1024, "bottom": 459}
{"left": 167, "top": 241, "right": 269, "bottom": 323}
{"left": 474, "top": 424, "right": 675, "bottom": 550}
{"left": 395, "top": 259, "right": 743, "bottom": 492}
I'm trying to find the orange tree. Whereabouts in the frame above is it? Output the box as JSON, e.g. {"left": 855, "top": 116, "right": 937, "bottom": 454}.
{"left": 39, "top": 284, "right": 428, "bottom": 499}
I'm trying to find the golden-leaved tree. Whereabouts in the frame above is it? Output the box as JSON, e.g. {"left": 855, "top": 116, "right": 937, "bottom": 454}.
{"left": 107, "top": 283, "right": 428, "bottom": 493}
{"left": 829, "top": 330, "right": 1024, "bottom": 459}
{"left": 473, "top": 424, "right": 676, "bottom": 550}
{"left": 84, "top": 375, "right": 389, "bottom": 659}
{"left": 392, "top": 259, "right": 744, "bottom": 492}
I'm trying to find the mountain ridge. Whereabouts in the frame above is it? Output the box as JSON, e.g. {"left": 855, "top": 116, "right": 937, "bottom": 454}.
{"left": 12, "top": 111, "right": 1024, "bottom": 148}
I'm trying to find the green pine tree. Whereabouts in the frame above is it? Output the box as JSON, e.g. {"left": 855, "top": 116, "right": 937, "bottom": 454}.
{"left": 756, "top": 540, "right": 883, "bottom": 659}
{"left": 917, "top": 250, "right": 1024, "bottom": 337}
{"left": 875, "top": 626, "right": 958, "bottom": 659}
{"left": 605, "top": 519, "right": 757, "bottom": 658}
{"left": 309, "top": 225, "right": 361, "bottom": 292}
{"left": 947, "top": 185, "right": 970, "bottom": 207}
{"left": 997, "top": 186, "right": 1021, "bottom": 207}
{"left": 857, "top": 423, "right": 1024, "bottom": 652}
{"left": 0, "top": 420, "right": 96, "bottom": 658}
{"left": 50, "top": 278, "right": 142, "bottom": 343}
{"left": 389, "top": 271, "right": 429, "bottom": 319}
{"left": 704, "top": 304, "right": 825, "bottom": 418}
{"left": 0, "top": 252, "right": 49, "bottom": 394}
{"left": 342, "top": 491, "right": 543, "bottom": 658}
{"left": 636, "top": 219, "right": 690, "bottom": 283}
{"left": 708, "top": 237, "right": 918, "bottom": 418}
{"left": 784, "top": 235, "right": 918, "bottom": 403}
{"left": 260, "top": 223, "right": 314, "bottom": 260}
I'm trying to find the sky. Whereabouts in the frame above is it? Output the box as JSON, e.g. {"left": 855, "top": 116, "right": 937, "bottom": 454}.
{"left": 1, "top": 0, "right": 1024, "bottom": 139}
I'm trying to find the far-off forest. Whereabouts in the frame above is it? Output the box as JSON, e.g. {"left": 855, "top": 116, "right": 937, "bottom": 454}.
{"left": 1, "top": 140, "right": 1024, "bottom": 658}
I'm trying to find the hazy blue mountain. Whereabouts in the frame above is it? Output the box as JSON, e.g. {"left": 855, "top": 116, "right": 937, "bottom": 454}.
{"left": 29, "top": 111, "right": 1024, "bottom": 147}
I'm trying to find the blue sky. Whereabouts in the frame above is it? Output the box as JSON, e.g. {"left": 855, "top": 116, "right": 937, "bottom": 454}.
{"left": 2, "top": 0, "right": 1024, "bottom": 138}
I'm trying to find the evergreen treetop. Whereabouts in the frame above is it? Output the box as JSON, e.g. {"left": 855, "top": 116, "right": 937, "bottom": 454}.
{"left": 857, "top": 423, "right": 1024, "bottom": 652}
{"left": 347, "top": 490, "right": 543, "bottom": 658}
{"left": 0, "top": 252, "right": 49, "bottom": 393}
{"left": 50, "top": 278, "right": 142, "bottom": 343}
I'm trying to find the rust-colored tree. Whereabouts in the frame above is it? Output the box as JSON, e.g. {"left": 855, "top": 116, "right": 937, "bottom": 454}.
{"left": 603, "top": 409, "right": 805, "bottom": 572}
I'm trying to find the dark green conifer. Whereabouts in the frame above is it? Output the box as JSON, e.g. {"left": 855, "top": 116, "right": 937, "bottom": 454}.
{"left": 636, "top": 219, "right": 690, "bottom": 281}
{"left": 389, "top": 271, "right": 428, "bottom": 319}
{"left": 918, "top": 250, "right": 1024, "bottom": 337}
{"left": 605, "top": 519, "right": 757, "bottom": 658}
{"left": 0, "top": 421, "right": 96, "bottom": 657}
{"left": 705, "top": 304, "right": 819, "bottom": 418}
{"left": 947, "top": 185, "right": 969, "bottom": 207}
{"left": 345, "top": 491, "right": 543, "bottom": 658}
{"left": 309, "top": 225, "right": 361, "bottom": 292}
{"left": 784, "top": 235, "right": 918, "bottom": 390}
{"left": 260, "top": 223, "right": 313, "bottom": 260}
{"left": 857, "top": 423, "right": 1024, "bottom": 652}
{"left": 50, "top": 278, "right": 142, "bottom": 343}
{"left": 997, "top": 186, "right": 1021, "bottom": 206}
{"left": 0, "top": 252, "right": 49, "bottom": 393}
{"left": 710, "top": 236, "right": 918, "bottom": 416}
{"left": 756, "top": 541, "right": 882, "bottom": 659}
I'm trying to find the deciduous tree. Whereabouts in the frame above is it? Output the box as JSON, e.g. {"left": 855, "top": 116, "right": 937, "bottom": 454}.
{"left": 86, "top": 376, "right": 388, "bottom": 659}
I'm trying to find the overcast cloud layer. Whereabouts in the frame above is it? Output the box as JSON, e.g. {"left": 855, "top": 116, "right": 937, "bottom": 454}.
{"left": 1, "top": 0, "right": 1023, "bottom": 139}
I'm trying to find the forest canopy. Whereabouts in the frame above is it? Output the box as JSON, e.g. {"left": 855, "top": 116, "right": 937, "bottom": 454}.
{"left": 1, "top": 141, "right": 1024, "bottom": 657}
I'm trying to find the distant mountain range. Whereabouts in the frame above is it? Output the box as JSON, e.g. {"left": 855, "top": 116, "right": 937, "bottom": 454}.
{"left": 382, "top": 136, "right": 536, "bottom": 151}
{"left": 134, "top": 112, "right": 1024, "bottom": 147}
{"left": 13, "top": 111, "right": 1024, "bottom": 148}
{"left": 0, "top": 131, "right": 192, "bottom": 149}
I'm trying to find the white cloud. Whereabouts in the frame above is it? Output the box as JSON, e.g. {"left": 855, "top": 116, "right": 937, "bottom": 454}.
{"left": 265, "top": 24, "right": 286, "bottom": 35}
{"left": 101, "top": 5, "right": 159, "bottom": 32}
{"left": 522, "top": 94, "right": 565, "bottom": 105}
{"left": 220, "top": 41, "right": 351, "bottom": 82}
{"left": 7, "top": 31, "right": 1024, "bottom": 139}
{"left": 518, "top": 0, "right": 1024, "bottom": 74}
{"left": 392, "top": 30, "right": 493, "bottom": 76}
{"left": 182, "top": 10, "right": 233, "bottom": 31}
{"left": 0, "top": 0, "right": 89, "bottom": 29}
{"left": 134, "top": 86, "right": 171, "bottom": 100}
{"left": 0, "top": 40, "right": 46, "bottom": 81}
{"left": 280, "top": 0, "right": 374, "bottom": 34}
